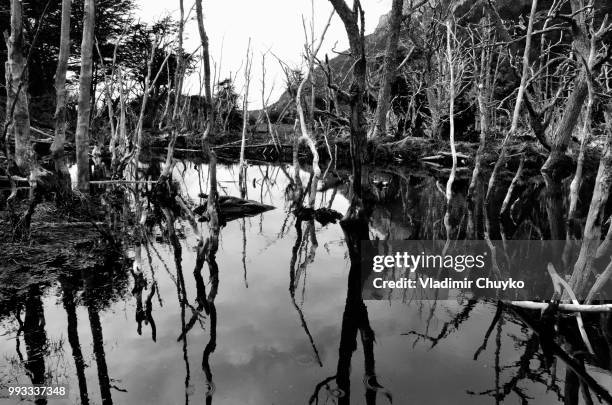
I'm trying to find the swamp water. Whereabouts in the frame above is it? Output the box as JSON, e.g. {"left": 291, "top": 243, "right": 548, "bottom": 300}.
{"left": 1, "top": 158, "right": 611, "bottom": 405}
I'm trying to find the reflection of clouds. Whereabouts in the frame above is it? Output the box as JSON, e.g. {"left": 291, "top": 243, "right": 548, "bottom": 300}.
{"left": 0, "top": 162, "right": 560, "bottom": 404}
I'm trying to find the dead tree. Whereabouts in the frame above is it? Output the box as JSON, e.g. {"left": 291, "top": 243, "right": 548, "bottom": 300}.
{"left": 542, "top": 0, "right": 612, "bottom": 174}
{"left": 485, "top": 0, "right": 538, "bottom": 202}
{"left": 468, "top": 18, "right": 497, "bottom": 198}
{"left": 160, "top": 0, "right": 186, "bottom": 181}
{"left": 239, "top": 39, "right": 253, "bottom": 172}
{"left": 5, "top": 0, "right": 32, "bottom": 173}
{"left": 194, "top": 0, "right": 220, "bottom": 232}
{"left": 328, "top": 0, "right": 368, "bottom": 200}
{"left": 134, "top": 40, "right": 160, "bottom": 169}
{"left": 567, "top": 35, "right": 597, "bottom": 236}
{"left": 51, "top": 0, "right": 73, "bottom": 194}
{"left": 296, "top": 10, "right": 334, "bottom": 207}
{"left": 260, "top": 54, "right": 280, "bottom": 151}
{"left": 415, "top": 3, "right": 450, "bottom": 140}
{"left": 564, "top": 19, "right": 612, "bottom": 298}
{"left": 445, "top": 19, "right": 457, "bottom": 203}
{"left": 368, "top": 0, "right": 404, "bottom": 139}
{"left": 75, "top": 0, "right": 96, "bottom": 191}
{"left": 195, "top": 0, "right": 214, "bottom": 138}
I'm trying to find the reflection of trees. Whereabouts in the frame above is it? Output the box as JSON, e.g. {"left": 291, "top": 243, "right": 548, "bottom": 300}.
{"left": 60, "top": 275, "right": 90, "bottom": 405}
{"left": 155, "top": 154, "right": 222, "bottom": 404}
{"left": 310, "top": 188, "right": 390, "bottom": 404}
{"left": 362, "top": 167, "right": 560, "bottom": 243}
{"left": 84, "top": 270, "right": 114, "bottom": 405}
{"left": 201, "top": 237, "right": 218, "bottom": 404}
{"left": 335, "top": 215, "right": 390, "bottom": 405}
{"left": 160, "top": 204, "right": 192, "bottom": 404}
{"left": 131, "top": 257, "right": 157, "bottom": 341}
{"left": 405, "top": 298, "right": 612, "bottom": 405}
{"left": 23, "top": 285, "right": 48, "bottom": 405}
{"left": 508, "top": 306, "right": 612, "bottom": 405}
{"left": 289, "top": 201, "right": 323, "bottom": 367}
{"left": 1, "top": 228, "right": 129, "bottom": 404}
{"left": 405, "top": 299, "right": 476, "bottom": 348}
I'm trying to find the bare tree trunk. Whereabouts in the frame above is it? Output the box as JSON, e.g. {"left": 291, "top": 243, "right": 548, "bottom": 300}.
{"left": 134, "top": 40, "right": 158, "bottom": 167}
{"left": 568, "top": 129, "right": 612, "bottom": 297}
{"left": 160, "top": 0, "right": 185, "bottom": 181}
{"left": 206, "top": 151, "right": 220, "bottom": 250}
{"left": 5, "top": 0, "right": 32, "bottom": 173}
{"left": 309, "top": 0, "right": 316, "bottom": 131}
{"left": 567, "top": 54, "right": 596, "bottom": 235}
{"left": 328, "top": 0, "right": 368, "bottom": 200}
{"left": 239, "top": 39, "right": 252, "bottom": 170}
{"left": 543, "top": 76, "right": 588, "bottom": 173}
{"left": 541, "top": 0, "right": 592, "bottom": 174}
{"left": 261, "top": 55, "right": 280, "bottom": 152}
{"left": 369, "top": 0, "right": 403, "bottom": 139}
{"left": 195, "top": 0, "right": 214, "bottom": 139}
{"left": 51, "top": 0, "right": 72, "bottom": 195}
{"left": 194, "top": 0, "right": 220, "bottom": 241}
{"left": 445, "top": 20, "right": 456, "bottom": 203}
{"left": 443, "top": 19, "right": 457, "bottom": 257}
{"left": 159, "top": 58, "right": 171, "bottom": 130}
{"left": 486, "top": 0, "right": 538, "bottom": 202}
{"left": 115, "top": 67, "right": 127, "bottom": 167}
{"left": 296, "top": 11, "right": 334, "bottom": 205}
{"left": 468, "top": 25, "right": 494, "bottom": 199}
{"left": 75, "top": 0, "right": 96, "bottom": 192}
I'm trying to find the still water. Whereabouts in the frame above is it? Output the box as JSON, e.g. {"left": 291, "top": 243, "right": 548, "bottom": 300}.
{"left": 1, "top": 160, "right": 610, "bottom": 404}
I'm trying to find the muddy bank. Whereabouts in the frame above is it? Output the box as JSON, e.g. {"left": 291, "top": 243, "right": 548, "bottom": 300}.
{"left": 0, "top": 197, "right": 130, "bottom": 300}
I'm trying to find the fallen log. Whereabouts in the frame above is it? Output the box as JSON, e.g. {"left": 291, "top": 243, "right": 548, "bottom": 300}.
{"left": 507, "top": 300, "right": 612, "bottom": 313}
{"left": 421, "top": 151, "right": 470, "bottom": 167}
{"left": 36, "top": 222, "right": 105, "bottom": 228}
{"left": 194, "top": 194, "right": 275, "bottom": 223}
{"left": 213, "top": 142, "right": 293, "bottom": 150}
{"left": 90, "top": 180, "right": 158, "bottom": 185}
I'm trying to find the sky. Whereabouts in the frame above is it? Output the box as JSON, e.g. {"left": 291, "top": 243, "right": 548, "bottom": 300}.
{"left": 134, "top": 0, "right": 393, "bottom": 108}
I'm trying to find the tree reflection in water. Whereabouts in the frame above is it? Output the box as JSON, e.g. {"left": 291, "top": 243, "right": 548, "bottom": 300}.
{"left": 288, "top": 169, "right": 323, "bottom": 368}
{"left": 309, "top": 169, "right": 392, "bottom": 404}
{"left": 59, "top": 274, "right": 89, "bottom": 405}
{"left": 22, "top": 285, "right": 48, "bottom": 405}
{"left": 3, "top": 159, "right": 612, "bottom": 404}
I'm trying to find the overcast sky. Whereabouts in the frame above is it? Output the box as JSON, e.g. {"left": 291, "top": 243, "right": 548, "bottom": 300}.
{"left": 134, "top": 0, "right": 392, "bottom": 108}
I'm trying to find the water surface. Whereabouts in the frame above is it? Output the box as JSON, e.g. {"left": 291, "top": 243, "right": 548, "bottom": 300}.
{"left": 1, "top": 160, "right": 610, "bottom": 405}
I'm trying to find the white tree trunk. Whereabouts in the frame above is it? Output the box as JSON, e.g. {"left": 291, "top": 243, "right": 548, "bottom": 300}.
{"left": 5, "top": 0, "right": 32, "bottom": 173}
{"left": 51, "top": 0, "right": 73, "bottom": 192}
{"left": 75, "top": 0, "right": 96, "bottom": 191}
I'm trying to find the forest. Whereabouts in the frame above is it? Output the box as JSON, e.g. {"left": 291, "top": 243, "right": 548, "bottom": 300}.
{"left": 2, "top": 0, "right": 612, "bottom": 404}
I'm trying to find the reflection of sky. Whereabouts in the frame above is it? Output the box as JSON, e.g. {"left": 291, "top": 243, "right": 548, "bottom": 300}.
{"left": 1, "top": 162, "right": 565, "bottom": 405}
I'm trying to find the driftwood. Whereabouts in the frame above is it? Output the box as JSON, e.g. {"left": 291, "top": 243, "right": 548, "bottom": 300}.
{"left": 507, "top": 301, "right": 612, "bottom": 313}
{"left": 194, "top": 194, "right": 274, "bottom": 223}
{"left": 90, "top": 180, "right": 157, "bottom": 185}
{"left": 214, "top": 143, "right": 293, "bottom": 150}
{"left": 421, "top": 151, "right": 470, "bottom": 167}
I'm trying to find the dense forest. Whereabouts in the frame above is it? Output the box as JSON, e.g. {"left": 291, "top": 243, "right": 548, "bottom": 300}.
{"left": 2, "top": 0, "right": 612, "bottom": 404}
